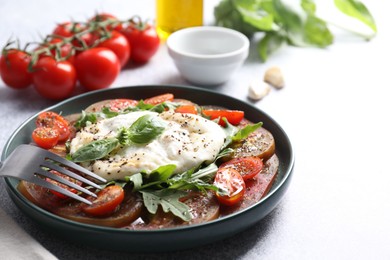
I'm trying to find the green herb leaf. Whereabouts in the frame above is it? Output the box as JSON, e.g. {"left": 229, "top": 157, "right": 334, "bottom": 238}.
{"left": 148, "top": 164, "right": 177, "bottom": 182}
{"left": 127, "top": 114, "right": 166, "bottom": 144}
{"left": 71, "top": 138, "right": 119, "bottom": 162}
{"left": 234, "top": 0, "right": 275, "bottom": 31}
{"left": 101, "top": 107, "right": 119, "bottom": 118}
{"left": 334, "top": 0, "right": 377, "bottom": 33}
{"left": 74, "top": 110, "right": 97, "bottom": 129}
{"left": 232, "top": 121, "right": 263, "bottom": 141}
{"left": 126, "top": 173, "right": 143, "bottom": 190}
{"left": 140, "top": 189, "right": 191, "bottom": 221}
{"left": 303, "top": 15, "right": 333, "bottom": 47}
{"left": 258, "top": 32, "right": 285, "bottom": 61}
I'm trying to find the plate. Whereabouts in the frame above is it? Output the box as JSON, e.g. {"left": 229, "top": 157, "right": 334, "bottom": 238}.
{"left": 2, "top": 85, "right": 294, "bottom": 253}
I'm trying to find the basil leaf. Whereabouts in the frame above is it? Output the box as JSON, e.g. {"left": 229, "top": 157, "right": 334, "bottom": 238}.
{"left": 128, "top": 114, "right": 166, "bottom": 144}
{"left": 334, "top": 0, "right": 377, "bottom": 34}
{"left": 303, "top": 15, "right": 333, "bottom": 47}
{"left": 234, "top": 0, "right": 275, "bottom": 31}
{"left": 140, "top": 189, "right": 191, "bottom": 221}
{"left": 71, "top": 138, "right": 119, "bottom": 162}
{"left": 258, "top": 32, "right": 285, "bottom": 61}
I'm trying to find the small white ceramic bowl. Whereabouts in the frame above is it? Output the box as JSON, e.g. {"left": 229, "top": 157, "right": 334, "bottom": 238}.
{"left": 167, "top": 26, "right": 250, "bottom": 85}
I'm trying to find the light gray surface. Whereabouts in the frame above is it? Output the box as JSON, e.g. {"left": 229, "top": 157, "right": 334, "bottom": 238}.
{"left": 1, "top": 1, "right": 390, "bottom": 259}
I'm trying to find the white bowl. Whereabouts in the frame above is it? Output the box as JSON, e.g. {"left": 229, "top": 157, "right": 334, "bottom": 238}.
{"left": 167, "top": 26, "right": 250, "bottom": 85}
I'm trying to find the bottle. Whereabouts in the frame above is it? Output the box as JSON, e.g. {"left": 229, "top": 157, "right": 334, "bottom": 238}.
{"left": 156, "top": 0, "right": 203, "bottom": 40}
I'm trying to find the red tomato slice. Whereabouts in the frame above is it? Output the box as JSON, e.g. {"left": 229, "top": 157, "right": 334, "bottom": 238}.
{"left": 36, "top": 111, "right": 70, "bottom": 142}
{"left": 175, "top": 105, "right": 198, "bottom": 114}
{"left": 82, "top": 185, "right": 125, "bottom": 217}
{"left": 220, "top": 157, "right": 263, "bottom": 181}
{"left": 202, "top": 109, "right": 244, "bottom": 126}
{"left": 107, "top": 99, "right": 139, "bottom": 111}
{"left": 45, "top": 170, "right": 82, "bottom": 199}
{"left": 143, "top": 93, "right": 174, "bottom": 105}
{"left": 214, "top": 168, "right": 246, "bottom": 206}
{"left": 32, "top": 127, "right": 60, "bottom": 149}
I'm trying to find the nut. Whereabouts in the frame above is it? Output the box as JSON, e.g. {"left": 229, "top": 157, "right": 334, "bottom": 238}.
{"left": 248, "top": 80, "right": 271, "bottom": 100}
{"left": 264, "top": 66, "right": 285, "bottom": 89}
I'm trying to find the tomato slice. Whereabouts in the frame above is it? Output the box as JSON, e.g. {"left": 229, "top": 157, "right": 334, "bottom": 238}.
{"left": 106, "top": 99, "right": 138, "bottom": 111}
{"left": 36, "top": 112, "right": 70, "bottom": 141}
{"left": 143, "top": 93, "right": 174, "bottom": 105}
{"left": 45, "top": 170, "right": 82, "bottom": 199}
{"left": 32, "top": 127, "right": 59, "bottom": 149}
{"left": 175, "top": 105, "right": 198, "bottom": 114}
{"left": 82, "top": 185, "right": 125, "bottom": 217}
{"left": 214, "top": 168, "right": 246, "bottom": 206}
{"left": 220, "top": 157, "right": 263, "bottom": 181}
{"left": 202, "top": 109, "right": 244, "bottom": 126}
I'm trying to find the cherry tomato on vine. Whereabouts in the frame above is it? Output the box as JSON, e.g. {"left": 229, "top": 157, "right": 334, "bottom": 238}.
{"left": 32, "top": 127, "right": 60, "bottom": 149}
{"left": 214, "top": 167, "right": 246, "bottom": 206}
{"left": 0, "top": 49, "right": 32, "bottom": 89}
{"left": 82, "top": 185, "right": 125, "bottom": 217}
{"left": 90, "top": 13, "right": 123, "bottom": 31}
{"left": 36, "top": 111, "right": 70, "bottom": 142}
{"left": 202, "top": 109, "right": 244, "bottom": 126}
{"left": 143, "top": 93, "right": 174, "bottom": 105}
{"left": 75, "top": 47, "right": 120, "bottom": 91}
{"left": 32, "top": 57, "right": 76, "bottom": 100}
{"left": 46, "top": 170, "right": 82, "bottom": 199}
{"left": 219, "top": 157, "right": 263, "bottom": 181}
{"left": 120, "top": 23, "right": 160, "bottom": 63}
{"left": 52, "top": 22, "right": 93, "bottom": 49}
{"left": 97, "top": 31, "right": 130, "bottom": 67}
{"left": 35, "top": 38, "right": 75, "bottom": 64}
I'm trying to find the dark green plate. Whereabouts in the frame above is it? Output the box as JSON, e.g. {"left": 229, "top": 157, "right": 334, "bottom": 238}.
{"left": 2, "top": 85, "right": 294, "bottom": 253}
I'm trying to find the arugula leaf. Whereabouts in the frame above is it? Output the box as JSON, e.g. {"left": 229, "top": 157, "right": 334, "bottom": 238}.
{"left": 126, "top": 173, "right": 143, "bottom": 190}
{"left": 74, "top": 110, "right": 97, "bottom": 129}
{"left": 140, "top": 190, "right": 191, "bottom": 221}
{"left": 334, "top": 0, "right": 377, "bottom": 35}
{"left": 71, "top": 138, "right": 119, "bottom": 162}
{"left": 232, "top": 121, "right": 263, "bottom": 141}
{"left": 101, "top": 107, "right": 119, "bottom": 118}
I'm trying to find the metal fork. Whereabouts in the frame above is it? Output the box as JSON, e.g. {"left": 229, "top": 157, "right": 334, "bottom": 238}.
{"left": 1, "top": 144, "right": 107, "bottom": 205}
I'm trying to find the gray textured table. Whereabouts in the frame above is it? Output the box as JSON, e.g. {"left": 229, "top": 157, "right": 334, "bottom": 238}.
{"left": 1, "top": 1, "right": 390, "bottom": 259}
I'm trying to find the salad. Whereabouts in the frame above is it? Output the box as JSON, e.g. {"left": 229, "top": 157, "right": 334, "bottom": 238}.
{"left": 19, "top": 93, "right": 279, "bottom": 229}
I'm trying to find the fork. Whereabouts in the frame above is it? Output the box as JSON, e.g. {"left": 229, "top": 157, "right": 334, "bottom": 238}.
{"left": 1, "top": 144, "right": 107, "bottom": 205}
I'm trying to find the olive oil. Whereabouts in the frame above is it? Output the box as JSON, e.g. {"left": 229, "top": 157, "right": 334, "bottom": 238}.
{"left": 156, "top": 0, "right": 203, "bottom": 40}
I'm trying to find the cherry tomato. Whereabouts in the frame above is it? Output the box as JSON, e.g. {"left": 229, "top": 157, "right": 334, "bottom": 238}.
{"left": 220, "top": 157, "right": 263, "bottom": 181}
{"left": 107, "top": 99, "right": 139, "bottom": 111}
{"left": 52, "top": 22, "right": 93, "bottom": 49}
{"left": 75, "top": 47, "right": 120, "bottom": 91}
{"left": 32, "top": 57, "right": 76, "bottom": 100}
{"left": 214, "top": 167, "right": 246, "bottom": 206}
{"left": 0, "top": 49, "right": 32, "bottom": 89}
{"left": 90, "top": 13, "right": 123, "bottom": 31}
{"left": 202, "top": 109, "right": 244, "bottom": 126}
{"left": 45, "top": 170, "right": 82, "bottom": 199}
{"left": 97, "top": 31, "right": 130, "bottom": 67}
{"left": 175, "top": 105, "right": 198, "bottom": 114}
{"left": 120, "top": 23, "right": 160, "bottom": 63}
{"left": 82, "top": 185, "right": 125, "bottom": 217}
{"left": 36, "top": 111, "right": 70, "bottom": 142}
{"left": 143, "top": 93, "right": 174, "bottom": 105}
{"left": 36, "top": 38, "right": 75, "bottom": 64}
{"left": 32, "top": 127, "right": 60, "bottom": 149}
